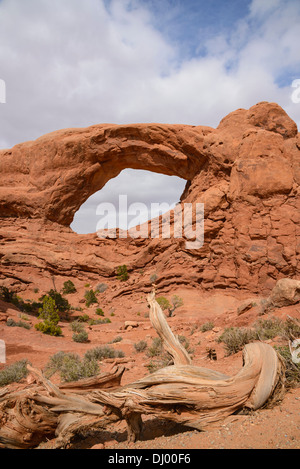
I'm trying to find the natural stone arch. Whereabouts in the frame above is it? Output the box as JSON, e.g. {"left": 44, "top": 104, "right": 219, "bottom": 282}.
{"left": 0, "top": 123, "right": 212, "bottom": 226}
{"left": 71, "top": 168, "right": 187, "bottom": 234}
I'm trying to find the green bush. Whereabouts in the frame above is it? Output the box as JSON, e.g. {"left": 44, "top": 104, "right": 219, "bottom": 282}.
{"left": 88, "top": 317, "right": 111, "bottom": 325}
{"left": 0, "top": 359, "right": 30, "bottom": 387}
{"left": 178, "top": 335, "right": 194, "bottom": 355}
{"left": 156, "top": 297, "right": 171, "bottom": 312}
{"left": 77, "top": 314, "right": 90, "bottom": 322}
{"left": 35, "top": 320, "right": 62, "bottom": 336}
{"left": 84, "top": 346, "right": 124, "bottom": 361}
{"left": 156, "top": 295, "right": 183, "bottom": 317}
{"left": 6, "top": 318, "right": 31, "bottom": 330}
{"left": 147, "top": 337, "right": 164, "bottom": 357}
{"left": 70, "top": 320, "right": 85, "bottom": 333}
{"left": 72, "top": 330, "right": 89, "bottom": 343}
{"left": 134, "top": 340, "right": 147, "bottom": 353}
{"left": 217, "top": 327, "right": 257, "bottom": 355}
{"left": 39, "top": 289, "right": 70, "bottom": 314}
{"left": 116, "top": 265, "right": 129, "bottom": 281}
{"left": 0, "top": 286, "right": 15, "bottom": 302}
{"left": 84, "top": 289, "right": 98, "bottom": 307}
{"left": 108, "top": 336, "right": 122, "bottom": 344}
{"left": 62, "top": 280, "right": 77, "bottom": 294}
{"left": 44, "top": 352, "right": 99, "bottom": 382}
{"left": 38, "top": 296, "right": 60, "bottom": 325}
{"left": 95, "top": 308, "right": 105, "bottom": 316}
{"left": 275, "top": 345, "right": 300, "bottom": 388}
{"left": 200, "top": 321, "right": 215, "bottom": 332}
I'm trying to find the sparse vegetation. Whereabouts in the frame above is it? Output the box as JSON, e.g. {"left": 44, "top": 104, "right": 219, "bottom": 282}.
{"left": 200, "top": 321, "right": 215, "bottom": 332}
{"left": 44, "top": 352, "right": 99, "bottom": 382}
{"left": 0, "top": 286, "right": 41, "bottom": 314}
{"left": 156, "top": 295, "right": 183, "bottom": 317}
{"left": 134, "top": 340, "right": 148, "bottom": 353}
{"left": 84, "top": 346, "right": 124, "bottom": 361}
{"left": 70, "top": 321, "right": 85, "bottom": 333}
{"left": 88, "top": 317, "right": 111, "bottom": 325}
{"left": 150, "top": 273, "right": 158, "bottom": 283}
{"left": 95, "top": 283, "right": 108, "bottom": 293}
{"left": 84, "top": 289, "right": 98, "bottom": 307}
{"left": 62, "top": 280, "right": 77, "bottom": 295}
{"left": 77, "top": 314, "right": 90, "bottom": 322}
{"left": 145, "top": 337, "right": 173, "bottom": 372}
{"left": 156, "top": 296, "right": 171, "bottom": 312}
{"left": 275, "top": 345, "right": 300, "bottom": 388}
{"left": 0, "top": 286, "right": 15, "bottom": 303}
{"left": 116, "top": 265, "right": 129, "bottom": 281}
{"left": 217, "top": 317, "right": 300, "bottom": 356}
{"left": 108, "top": 336, "right": 122, "bottom": 344}
{"left": 39, "top": 289, "right": 70, "bottom": 315}
{"left": 6, "top": 318, "right": 31, "bottom": 330}
{"left": 178, "top": 335, "right": 194, "bottom": 356}
{"left": 34, "top": 296, "right": 62, "bottom": 336}
{"left": 72, "top": 330, "right": 89, "bottom": 343}
{"left": 217, "top": 327, "right": 257, "bottom": 355}
{"left": 0, "top": 359, "right": 30, "bottom": 387}
{"left": 95, "top": 308, "right": 105, "bottom": 316}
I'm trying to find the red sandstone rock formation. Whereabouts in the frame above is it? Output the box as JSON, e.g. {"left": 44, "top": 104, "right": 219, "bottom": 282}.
{"left": 0, "top": 101, "right": 299, "bottom": 295}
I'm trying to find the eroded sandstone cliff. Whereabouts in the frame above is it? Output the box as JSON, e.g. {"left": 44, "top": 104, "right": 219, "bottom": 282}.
{"left": 0, "top": 101, "right": 299, "bottom": 295}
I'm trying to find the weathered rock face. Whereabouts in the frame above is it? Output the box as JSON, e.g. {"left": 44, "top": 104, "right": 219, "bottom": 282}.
{"left": 0, "top": 101, "right": 299, "bottom": 295}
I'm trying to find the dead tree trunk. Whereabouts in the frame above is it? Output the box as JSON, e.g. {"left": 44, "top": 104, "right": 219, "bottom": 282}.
{"left": 0, "top": 290, "right": 285, "bottom": 449}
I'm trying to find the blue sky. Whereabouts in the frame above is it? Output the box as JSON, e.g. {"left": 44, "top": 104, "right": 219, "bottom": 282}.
{"left": 0, "top": 0, "right": 299, "bottom": 232}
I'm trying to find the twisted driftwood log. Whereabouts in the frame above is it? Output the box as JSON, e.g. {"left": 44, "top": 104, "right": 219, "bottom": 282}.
{"left": 0, "top": 290, "right": 285, "bottom": 449}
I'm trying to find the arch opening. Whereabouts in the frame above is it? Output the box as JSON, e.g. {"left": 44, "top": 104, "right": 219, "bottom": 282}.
{"left": 70, "top": 169, "right": 187, "bottom": 235}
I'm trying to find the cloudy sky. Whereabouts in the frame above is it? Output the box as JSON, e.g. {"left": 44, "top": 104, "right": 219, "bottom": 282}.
{"left": 0, "top": 0, "right": 300, "bottom": 233}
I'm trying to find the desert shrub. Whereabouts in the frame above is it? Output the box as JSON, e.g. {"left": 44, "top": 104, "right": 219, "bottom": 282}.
{"left": 72, "top": 330, "right": 89, "bottom": 343}
{"left": 275, "top": 345, "right": 300, "bottom": 388}
{"left": 150, "top": 273, "right": 158, "bottom": 283}
{"left": 40, "top": 289, "right": 70, "bottom": 314}
{"left": 146, "top": 355, "right": 172, "bottom": 374}
{"left": 178, "top": 335, "right": 194, "bottom": 355}
{"left": 44, "top": 352, "right": 99, "bottom": 382}
{"left": 145, "top": 338, "right": 175, "bottom": 372}
{"left": 62, "top": 280, "right": 77, "bottom": 294}
{"left": 146, "top": 337, "right": 163, "bottom": 357}
{"left": 37, "top": 296, "right": 60, "bottom": 325}
{"left": 281, "top": 317, "right": 300, "bottom": 340}
{"left": 35, "top": 297, "right": 62, "bottom": 336}
{"left": 95, "top": 308, "right": 105, "bottom": 316}
{"left": 6, "top": 318, "right": 31, "bottom": 330}
{"left": 116, "top": 265, "right": 129, "bottom": 281}
{"left": 88, "top": 317, "right": 111, "bottom": 325}
{"left": 0, "top": 286, "right": 15, "bottom": 302}
{"left": 77, "top": 314, "right": 90, "bottom": 322}
{"left": 84, "top": 346, "right": 124, "bottom": 361}
{"left": 156, "top": 297, "right": 171, "bottom": 312}
{"left": 108, "top": 336, "right": 122, "bottom": 344}
{"left": 254, "top": 316, "right": 300, "bottom": 341}
{"left": 217, "top": 327, "right": 257, "bottom": 355}
{"left": 35, "top": 320, "right": 62, "bottom": 336}
{"left": 200, "top": 321, "right": 215, "bottom": 332}
{"left": 134, "top": 340, "right": 148, "bottom": 353}
{"left": 70, "top": 320, "right": 85, "bottom": 333}
{"left": 156, "top": 295, "right": 183, "bottom": 317}
{"left": 0, "top": 359, "right": 29, "bottom": 387}
{"left": 254, "top": 317, "right": 284, "bottom": 340}
{"left": 95, "top": 283, "right": 108, "bottom": 293}
{"left": 84, "top": 289, "right": 98, "bottom": 307}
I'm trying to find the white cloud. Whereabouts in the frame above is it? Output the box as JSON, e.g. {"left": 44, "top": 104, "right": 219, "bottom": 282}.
{"left": 0, "top": 0, "right": 299, "bottom": 232}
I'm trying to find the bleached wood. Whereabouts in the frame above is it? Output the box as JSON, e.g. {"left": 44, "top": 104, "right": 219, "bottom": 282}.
{"left": 0, "top": 290, "right": 285, "bottom": 448}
